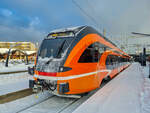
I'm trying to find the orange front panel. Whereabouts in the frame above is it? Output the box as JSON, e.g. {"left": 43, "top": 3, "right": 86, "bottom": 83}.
{"left": 57, "top": 71, "right": 108, "bottom": 94}
{"left": 57, "top": 63, "right": 98, "bottom": 94}
{"left": 57, "top": 74, "right": 97, "bottom": 94}
{"left": 57, "top": 63, "right": 97, "bottom": 77}
{"left": 57, "top": 61, "right": 109, "bottom": 94}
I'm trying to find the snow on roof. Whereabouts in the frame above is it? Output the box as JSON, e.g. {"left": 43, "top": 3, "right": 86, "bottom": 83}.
{"left": 0, "top": 48, "right": 20, "bottom": 54}
{"left": 0, "top": 48, "right": 9, "bottom": 54}
{"left": 50, "top": 26, "right": 86, "bottom": 34}
{"left": 0, "top": 48, "right": 36, "bottom": 55}
{"left": 25, "top": 51, "right": 36, "bottom": 55}
{"left": 0, "top": 42, "right": 30, "bottom": 43}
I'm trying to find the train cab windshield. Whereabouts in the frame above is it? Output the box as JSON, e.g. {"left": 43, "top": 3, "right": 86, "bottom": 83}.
{"left": 39, "top": 31, "right": 75, "bottom": 59}
{"left": 39, "top": 39, "right": 67, "bottom": 59}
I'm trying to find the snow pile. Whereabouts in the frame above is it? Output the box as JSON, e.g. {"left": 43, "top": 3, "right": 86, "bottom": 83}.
{"left": 140, "top": 63, "right": 150, "bottom": 113}
{"left": 36, "top": 57, "right": 61, "bottom": 72}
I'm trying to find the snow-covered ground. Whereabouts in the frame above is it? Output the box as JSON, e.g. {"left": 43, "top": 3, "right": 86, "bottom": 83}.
{"left": 73, "top": 63, "right": 150, "bottom": 113}
{"left": 0, "top": 72, "right": 31, "bottom": 96}
{"left": 0, "top": 62, "right": 33, "bottom": 95}
{"left": 1, "top": 62, "right": 150, "bottom": 113}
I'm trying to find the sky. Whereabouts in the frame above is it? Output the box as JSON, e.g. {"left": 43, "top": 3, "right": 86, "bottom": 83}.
{"left": 0, "top": 0, "right": 150, "bottom": 45}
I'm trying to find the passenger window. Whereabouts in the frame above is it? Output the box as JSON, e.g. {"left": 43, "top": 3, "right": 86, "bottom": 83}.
{"left": 78, "top": 42, "right": 104, "bottom": 63}
{"left": 78, "top": 48, "right": 93, "bottom": 63}
{"left": 106, "top": 55, "right": 112, "bottom": 65}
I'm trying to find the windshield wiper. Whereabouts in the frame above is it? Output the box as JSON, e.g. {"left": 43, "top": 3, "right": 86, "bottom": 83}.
{"left": 56, "top": 40, "right": 66, "bottom": 58}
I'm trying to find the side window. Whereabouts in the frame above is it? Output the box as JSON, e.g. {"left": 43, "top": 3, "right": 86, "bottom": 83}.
{"left": 78, "top": 42, "right": 104, "bottom": 63}
{"left": 106, "top": 55, "right": 111, "bottom": 65}
{"left": 78, "top": 48, "right": 93, "bottom": 63}
{"left": 106, "top": 55, "right": 119, "bottom": 69}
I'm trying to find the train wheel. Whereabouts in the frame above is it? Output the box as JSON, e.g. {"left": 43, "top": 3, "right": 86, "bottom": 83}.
{"left": 103, "top": 76, "right": 111, "bottom": 83}
{"left": 80, "top": 92, "right": 89, "bottom": 97}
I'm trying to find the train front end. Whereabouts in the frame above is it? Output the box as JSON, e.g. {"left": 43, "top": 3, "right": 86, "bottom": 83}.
{"left": 29, "top": 29, "right": 78, "bottom": 97}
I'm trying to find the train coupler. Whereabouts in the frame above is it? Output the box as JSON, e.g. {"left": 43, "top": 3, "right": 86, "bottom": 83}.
{"left": 33, "top": 85, "right": 43, "bottom": 93}
{"left": 29, "top": 80, "right": 43, "bottom": 93}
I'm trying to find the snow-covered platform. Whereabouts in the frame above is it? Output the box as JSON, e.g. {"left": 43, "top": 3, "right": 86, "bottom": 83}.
{"left": 0, "top": 72, "right": 30, "bottom": 96}
{"left": 0, "top": 62, "right": 34, "bottom": 95}
{"left": 0, "top": 63, "right": 33, "bottom": 73}
{"left": 73, "top": 63, "right": 150, "bottom": 113}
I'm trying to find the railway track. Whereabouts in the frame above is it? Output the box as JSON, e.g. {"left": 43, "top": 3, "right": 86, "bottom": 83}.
{"left": 17, "top": 94, "right": 81, "bottom": 113}
{"left": 15, "top": 82, "right": 107, "bottom": 113}
{"left": 17, "top": 95, "right": 56, "bottom": 113}
{"left": 16, "top": 87, "right": 103, "bottom": 113}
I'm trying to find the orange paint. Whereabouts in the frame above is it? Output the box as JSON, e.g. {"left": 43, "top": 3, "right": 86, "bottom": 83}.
{"left": 35, "top": 31, "right": 130, "bottom": 95}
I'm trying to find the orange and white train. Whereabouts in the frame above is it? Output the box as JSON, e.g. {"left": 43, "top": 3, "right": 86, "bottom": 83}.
{"left": 29, "top": 26, "right": 130, "bottom": 97}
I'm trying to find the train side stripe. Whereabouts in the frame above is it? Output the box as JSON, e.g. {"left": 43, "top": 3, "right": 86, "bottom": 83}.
{"left": 34, "top": 70, "right": 111, "bottom": 81}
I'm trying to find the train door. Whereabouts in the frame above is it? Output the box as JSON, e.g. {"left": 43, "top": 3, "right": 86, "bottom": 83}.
{"left": 77, "top": 43, "right": 100, "bottom": 88}
{"left": 77, "top": 42, "right": 105, "bottom": 86}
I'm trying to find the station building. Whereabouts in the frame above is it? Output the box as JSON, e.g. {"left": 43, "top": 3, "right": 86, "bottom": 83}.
{"left": 0, "top": 42, "right": 37, "bottom": 62}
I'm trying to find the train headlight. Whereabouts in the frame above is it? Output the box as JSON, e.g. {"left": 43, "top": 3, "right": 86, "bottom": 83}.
{"left": 60, "top": 67, "right": 63, "bottom": 72}
{"left": 59, "top": 66, "right": 72, "bottom": 72}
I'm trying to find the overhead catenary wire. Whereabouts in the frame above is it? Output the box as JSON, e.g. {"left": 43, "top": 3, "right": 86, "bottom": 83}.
{"left": 72, "top": 0, "right": 124, "bottom": 50}
{"left": 86, "top": 0, "right": 105, "bottom": 30}
{"left": 72, "top": 0, "right": 113, "bottom": 37}
{"left": 72, "top": 0, "right": 103, "bottom": 32}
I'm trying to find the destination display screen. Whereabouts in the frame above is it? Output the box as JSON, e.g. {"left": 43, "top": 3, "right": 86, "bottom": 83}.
{"left": 47, "top": 31, "right": 74, "bottom": 39}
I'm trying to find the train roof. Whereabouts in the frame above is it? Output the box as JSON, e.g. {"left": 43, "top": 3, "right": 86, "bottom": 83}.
{"left": 46, "top": 26, "right": 130, "bottom": 57}
{"left": 48, "top": 26, "right": 117, "bottom": 46}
